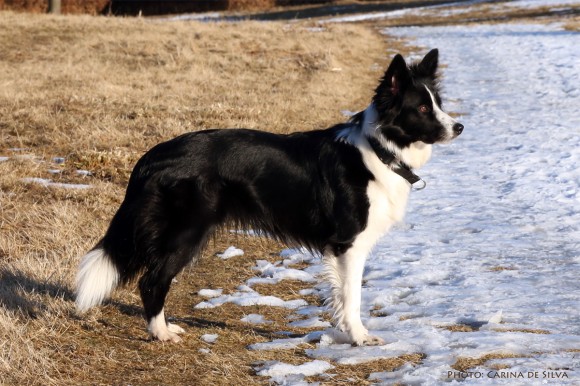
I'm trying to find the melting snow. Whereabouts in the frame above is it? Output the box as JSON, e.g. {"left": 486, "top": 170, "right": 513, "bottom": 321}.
{"left": 198, "top": 20, "right": 580, "bottom": 385}
{"left": 21, "top": 177, "right": 91, "bottom": 190}
{"left": 201, "top": 334, "right": 219, "bottom": 344}
{"left": 195, "top": 291, "right": 307, "bottom": 309}
{"left": 254, "top": 360, "right": 334, "bottom": 384}
{"left": 241, "top": 313, "right": 273, "bottom": 324}
{"left": 217, "top": 246, "right": 244, "bottom": 259}
{"left": 198, "top": 288, "right": 223, "bottom": 298}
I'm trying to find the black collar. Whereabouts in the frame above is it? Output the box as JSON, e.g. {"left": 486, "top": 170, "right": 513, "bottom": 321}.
{"left": 366, "top": 136, "right": 426, "bottom": 190}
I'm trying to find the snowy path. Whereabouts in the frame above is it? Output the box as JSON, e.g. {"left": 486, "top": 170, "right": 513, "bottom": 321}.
{"left": 200, "top": 22, "right": 580, "bottom": 385}
{"left": 360, "top": 22, "right": 580, "bottom": 384}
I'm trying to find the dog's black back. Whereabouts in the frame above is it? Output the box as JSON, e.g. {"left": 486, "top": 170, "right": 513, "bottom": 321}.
{"left": 96, "top": 127, "right": 374, "bottom": 323}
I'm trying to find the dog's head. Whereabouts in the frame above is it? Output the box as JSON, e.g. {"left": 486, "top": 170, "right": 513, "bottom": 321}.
{"left": 372, "top": 49, "right": 463, "bottom": 147}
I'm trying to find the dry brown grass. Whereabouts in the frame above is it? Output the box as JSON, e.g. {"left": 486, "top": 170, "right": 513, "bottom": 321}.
{"left": 440, "top": 324, "right": 479, "bottom": 333}
{"left": 492, "top": 328, "right": 550, "bottom": 335}
{"left": 453, "top": 353, "right": 525, "bottom": 372}
{"left": 0, "top": 11, "right": 422, "bottom": 384}
{"left": 0, "top": 0, "right": 109, "bottom": 14}
{"left": 563, "top": 15, "right": 580, "bottom": 30}
{"left": 488, "top": 265, "right": 517, "bottom": 272}
{"left": 440, "top": 324, "right": 551, "bottom": 334}
{"left": 306, "top": 353, "right": 426, "bottom": 384}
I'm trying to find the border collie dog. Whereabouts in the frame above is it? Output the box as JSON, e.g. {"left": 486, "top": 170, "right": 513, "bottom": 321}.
{"left": 76, "top": 49, "right": 463, "bottom": 345}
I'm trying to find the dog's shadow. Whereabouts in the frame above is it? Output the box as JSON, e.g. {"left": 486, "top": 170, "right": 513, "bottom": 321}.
{"left": 0, "top": 268, "right": 74, "bottom": 319}
{"left": 0, "top": 269, "right": 300, "bottom": 342}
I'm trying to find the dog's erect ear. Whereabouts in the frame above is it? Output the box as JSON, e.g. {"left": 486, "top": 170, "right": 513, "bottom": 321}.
{"left": 417, "top": 48, "right": 439, "bottom": 77}
{"left": 383, "top": 54, "right": 410, "bottom": 96}
{"left": 374, "top": 53, "right": 411, "bottom": 110}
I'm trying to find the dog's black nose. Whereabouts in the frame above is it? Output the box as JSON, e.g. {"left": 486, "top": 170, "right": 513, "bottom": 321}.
{"left": 453, "top": 123, "right": 464, "bottom": 135}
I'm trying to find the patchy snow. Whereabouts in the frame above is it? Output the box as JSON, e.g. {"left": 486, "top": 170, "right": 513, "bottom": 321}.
{"left": 241, "top": 313, "right": 273, "bottom": 325}
{"left": 193, "top": 21, "right": 580, "bottom": 384}
{"left": 342, "top": 21, "right": 580, "bottom": 384}
{"left": 323, "top": 0, "right": 580, "bottom": 23}
{"left": 76, "top": 169, "right": 92, "bottom": 176}
{"left": 21, "top": 177, "right": 91, "bottom": 190}
{"left": 506, "top": 0, "right": 580, "bottom": 8}
{"left": 249, "top": 337, "right": 309, "bottom": 351}
{"left": 323, "top": 7, "right": 415, "bottom": 23}
{"left": 159, "top": 12, "right": 223, "bottom": 22}
{"left": 288, "top": 317, "right": 331, "bottom": 329}
{"left": 194, "top": 289, "right": 307, "bottom": 309}
{"left": 200, "top": 333, "right": 219, "bottom": 344}
{"left": 254, "top": 359, "right": 334, "bottom": 384}
{"left": 0, "top": 156, "right": 9, "bottom": 162}
{"left": 321, "top": 0, "right": 490, "bottom": 23}
{"left": 217, "top": 246, "right": 244, "bottom": 259}
{"left": 198, "top": 288, "right": 223, "bottom": 298}
{"left": 249, "top": 259, "right": 316, "bottom": 285}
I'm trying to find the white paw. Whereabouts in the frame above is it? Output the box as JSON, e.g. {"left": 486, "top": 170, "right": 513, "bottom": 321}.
{"left": 167, "top": 323, "right": 185, "bottom": 335}
{"left": 152, "top": 329, "right": 183, "bottom": 343}
{"left": 147, "top": 309, "right": 184, "bottom": 343}
{"left": 348, "top": 327, "right": 385, "bottom": 346}
{"left": 356, "top": 334, "right": 385, "bottom": 346}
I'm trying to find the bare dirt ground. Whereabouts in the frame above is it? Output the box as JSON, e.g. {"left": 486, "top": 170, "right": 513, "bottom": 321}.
{"left": 1, "top": 2, "right": 578, "bottom": 384}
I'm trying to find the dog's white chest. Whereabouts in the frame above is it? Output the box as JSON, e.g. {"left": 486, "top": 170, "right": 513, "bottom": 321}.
{"left": 366, "top": 174, "right": 410, "bottom": 231}
{"left": 358, "top": 140, "right": 413, "bottom": 231}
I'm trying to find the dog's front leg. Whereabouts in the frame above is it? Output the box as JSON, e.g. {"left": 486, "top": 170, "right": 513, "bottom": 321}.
{"left": 324, "top": 251, "right": 385, "bottom": 346}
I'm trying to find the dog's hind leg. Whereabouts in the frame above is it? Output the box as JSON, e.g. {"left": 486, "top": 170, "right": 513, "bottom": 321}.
{"left": 139, "top": 225, "right": 211, "bottom": 342}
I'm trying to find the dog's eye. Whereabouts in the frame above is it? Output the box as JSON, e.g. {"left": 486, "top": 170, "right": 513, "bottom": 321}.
{"left": 418, "top": 105, "right": 430, "bottom": 113}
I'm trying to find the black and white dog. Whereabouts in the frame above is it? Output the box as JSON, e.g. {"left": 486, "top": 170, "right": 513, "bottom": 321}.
{"left": 76, "top": 49, "right": 463, "bottom": 345}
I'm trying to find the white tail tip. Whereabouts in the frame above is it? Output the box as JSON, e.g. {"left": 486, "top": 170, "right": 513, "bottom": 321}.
{"left": 75, "top": 248, "right": 119, "bottom": 312}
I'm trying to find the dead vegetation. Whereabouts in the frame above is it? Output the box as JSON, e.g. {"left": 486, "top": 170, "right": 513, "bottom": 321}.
{"left": 453, "top": 353, "right": 524, "bottom": 373}
{"left": 306, "top": 353, "right": 426, "bottom": 384}
{"left": 0, "top": 11, "right": 421, "bottom": 384}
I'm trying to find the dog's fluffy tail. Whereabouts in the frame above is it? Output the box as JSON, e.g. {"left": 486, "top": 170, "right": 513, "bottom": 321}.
{"left": 75, "top": 248, "right": 120, "bottom": 312}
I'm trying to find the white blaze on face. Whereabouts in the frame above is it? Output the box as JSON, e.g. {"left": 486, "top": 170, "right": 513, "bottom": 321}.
{"left": 425, "top": 85, "right": 457, "bottom": 141}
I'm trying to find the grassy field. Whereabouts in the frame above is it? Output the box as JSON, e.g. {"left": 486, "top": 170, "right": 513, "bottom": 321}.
{"left": 0, "top": 11, "right": 420, "bottom": 385}
{"left": 1, "top": 3, "right": 577, "bottom": 384}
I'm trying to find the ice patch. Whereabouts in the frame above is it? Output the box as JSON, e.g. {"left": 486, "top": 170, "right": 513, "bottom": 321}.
{"left": 249, "top": 337, "right": 308, "bottom": 351}
{"left": 200, "top": 334, "right": 218, "bottom": 344}
{"left": 198, "top": 288, "right": 223, "bottom": 298}
{"left": 195, "top": 291, "right": 307, "bottom": 309}
{"left": 288, "top": 317, "right": 331, "bottom": 329}
{"left": 241, "top": 313, "right": 272, "bottom": 325}
{"left": 22, "top": 177, "right": 91, "bottom": 189}
{"left": 251, "top": 260, "right": 316, "bottom": 283}
{"left": 506, "top": 0, "right": 580, "bottom": 8}
{"left": 76, "top": 169, "right": 92, "bottom": 176}
{"left": 248, "top": 331, "right": 324, "bottom": 351}
{"left": 254, "top": 359, "right": 334, "bottom": 384}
